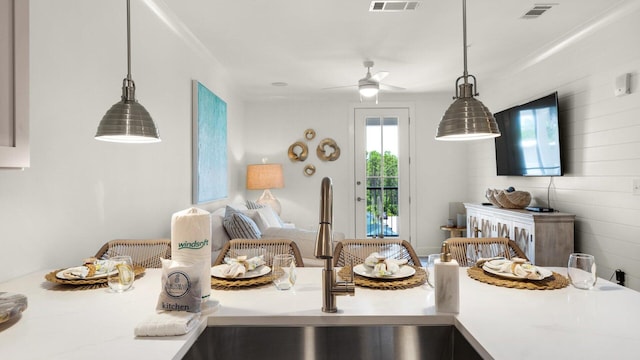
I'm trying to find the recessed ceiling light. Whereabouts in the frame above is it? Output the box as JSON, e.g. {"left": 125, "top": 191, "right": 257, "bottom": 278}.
{"left": 271, "top": 82, "right": 288, "bottom": 87}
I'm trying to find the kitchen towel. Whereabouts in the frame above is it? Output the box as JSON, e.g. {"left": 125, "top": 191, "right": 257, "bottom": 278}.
{"left": 134, "top": 311, "right": 200, "bottom": 337}
{"left": 171, "top": 207, "right": 212, "bottom": 300}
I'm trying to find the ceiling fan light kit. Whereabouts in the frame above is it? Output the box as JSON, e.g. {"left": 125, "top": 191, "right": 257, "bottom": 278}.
{"left": 359, "top": 61, "right": 380, "bottom": 103}
{"left": 359, "top": 82, "right": 379, "bottom": 97}
{"left": 436, "top": 0, "right": 500, "bottom": 141}
{"left": 323, "top": 60, "right": 403, "bottom": 103}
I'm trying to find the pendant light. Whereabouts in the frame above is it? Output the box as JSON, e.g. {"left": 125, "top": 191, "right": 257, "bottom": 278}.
{"left": 435, "top": 0, "right": 500, "bottom": 141}
{"left": 95, "top": 0, "right": 160, "bottom": 143}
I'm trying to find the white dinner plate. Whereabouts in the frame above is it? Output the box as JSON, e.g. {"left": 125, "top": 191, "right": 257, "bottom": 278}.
{"left": 211, "top": 264, "right": 271, "bottom": 279}
{"left": 55, "top": 266, "right": 115, "bottom": 280}
{"left": 353, "top": 263, "right": 416, "bottom": 280}
{"left": 482, "top": 263, "right": 552, "bottom": 281}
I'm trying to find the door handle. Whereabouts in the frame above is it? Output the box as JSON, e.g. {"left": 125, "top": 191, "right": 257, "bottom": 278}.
{"left": 357, "top": 197, "right": 364, "bottom": 202}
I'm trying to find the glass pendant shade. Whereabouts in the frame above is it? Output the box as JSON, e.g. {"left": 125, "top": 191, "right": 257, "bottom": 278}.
{"left": 359, "top": 83, "right": 379, "bottom": 97}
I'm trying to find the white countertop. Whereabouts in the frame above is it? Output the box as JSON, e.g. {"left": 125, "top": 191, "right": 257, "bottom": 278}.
{"left": 1, "top": 266, "right": 639, "bottom": 360}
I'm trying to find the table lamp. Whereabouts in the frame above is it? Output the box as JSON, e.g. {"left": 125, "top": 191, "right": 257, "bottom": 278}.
{"left": 246, "top": 163, "right": 284, "bottom": 215}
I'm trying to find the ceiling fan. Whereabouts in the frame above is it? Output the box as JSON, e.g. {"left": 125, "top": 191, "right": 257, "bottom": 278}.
{"left": 325, "top": 61, "right": 405, "bottom": 103}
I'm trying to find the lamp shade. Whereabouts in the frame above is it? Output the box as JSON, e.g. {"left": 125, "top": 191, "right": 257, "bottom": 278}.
{"left": 95, "top": 81, "right": 161, "bottom": 143}
{"left": 436, "top": 84, "right": 500, "bottom": 141}
{"left": 246, "top": 164, "right": 284, "bottom": 190}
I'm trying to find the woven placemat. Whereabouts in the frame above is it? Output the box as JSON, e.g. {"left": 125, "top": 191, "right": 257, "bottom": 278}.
{"left": 210, "top": 271, "right": 274, "bottom": 290}
{"left": 44, "top": 266, "right": 146, "bottom": 291}
{"left": 467, "top": 266, "right": 569, "bottom": 290}
{"left": 337, "top": 265, "right": 426, "bottom": 290}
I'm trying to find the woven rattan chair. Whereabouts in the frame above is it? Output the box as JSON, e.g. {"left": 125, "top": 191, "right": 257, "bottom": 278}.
{"left": 333, "top": 239, "right": 421, "bottom": 267}
{"left": 95, "top": 239, "right": 171, "bottom": 268}
{"left": 444, "top": 237, "right": 528, "bottom": 267}
{"left": 213, "top": 239, "right": 305, "bottom": 267}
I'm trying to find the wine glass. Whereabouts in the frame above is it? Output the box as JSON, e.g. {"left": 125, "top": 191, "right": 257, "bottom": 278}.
{"left": 567, "top": 253, "right": 596, "bottom": 290}
{"left": 106, "top": 255, "right": 135, "bottom": 292}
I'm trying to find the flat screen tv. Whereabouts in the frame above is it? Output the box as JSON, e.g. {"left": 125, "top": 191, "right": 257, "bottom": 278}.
{"left": 494, "top": 92, "right": 563, "bottom": 176}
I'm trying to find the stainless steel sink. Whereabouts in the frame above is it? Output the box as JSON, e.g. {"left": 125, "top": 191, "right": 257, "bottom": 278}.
{"left": 183, "top": 325, "right": 483, "bottom": 360}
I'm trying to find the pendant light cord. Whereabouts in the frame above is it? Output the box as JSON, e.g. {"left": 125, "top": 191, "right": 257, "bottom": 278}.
{"left": 126, "top": 0, "right": 132, "bottom": 81}
{"left": 462, "top": 0, "right": 468, "bottom": 82}
{"left": 122, "top": 0, "right": 135, "bottom": 102}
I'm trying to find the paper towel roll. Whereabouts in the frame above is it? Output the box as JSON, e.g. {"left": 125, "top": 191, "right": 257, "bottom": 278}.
{"left": 171, "top": 207, "right": 212, "bottom": 301}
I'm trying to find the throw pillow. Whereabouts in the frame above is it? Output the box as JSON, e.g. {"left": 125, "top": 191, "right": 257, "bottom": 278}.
{"left": 210, "top": 207, "right": 230, "bottom": 250}
{"left": 224, "top": 205, "right": 269, "bottom": 232}
{"left": 240, "top": 201, "right": 284, "bottom": 229}
{"left": 223, "top": 206, "right": 261, "bottom": 239}
{"left": 245, "top": 200, "right": 265, "bottom": 209}
{"left": 255, "top": 206, "right": 284, "bottom": 228}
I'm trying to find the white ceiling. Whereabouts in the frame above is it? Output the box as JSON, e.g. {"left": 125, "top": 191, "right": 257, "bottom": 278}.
{"left": 158, "top": 0, "right": 630, "bottom": 100}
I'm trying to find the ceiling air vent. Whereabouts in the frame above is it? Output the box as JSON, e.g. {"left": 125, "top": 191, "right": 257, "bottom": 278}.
{"left": 369, "top": 1, "right": 420, "bottom": 12}
{"left": 522, "top": 3, "right": 557, "bottom": 19}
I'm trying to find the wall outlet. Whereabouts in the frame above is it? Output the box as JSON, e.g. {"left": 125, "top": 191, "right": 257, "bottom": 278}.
{"left": 615, "top": 73, "right": 631, "bottom": 97}
{"left": 634, "top": 179, "right": 640, "bottom": 195}
{"left": 615, "top": 269, "right": 625, "bottom": 287}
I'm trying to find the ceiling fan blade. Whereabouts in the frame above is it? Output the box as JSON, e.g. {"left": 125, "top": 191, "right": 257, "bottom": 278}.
{"left": 370, "top": 71, "right": 389, "bottom": 82}
{"left": 380, "top": 83, "right": 405, "bottom": 91}
{"left": 322, "top": 84, "right": 358, "bottom": 90}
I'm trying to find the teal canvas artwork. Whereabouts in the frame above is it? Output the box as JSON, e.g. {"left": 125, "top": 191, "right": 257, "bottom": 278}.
{"left": 192, "top": 80, "right": 227, "bottom": 203}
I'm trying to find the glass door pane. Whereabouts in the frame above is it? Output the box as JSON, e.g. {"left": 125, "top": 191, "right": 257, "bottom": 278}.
{"left": 365, "top": 117, "right": 399, "bottom": 237}
{"left": 354, "top": 108, "right": 408, "bottom": 240}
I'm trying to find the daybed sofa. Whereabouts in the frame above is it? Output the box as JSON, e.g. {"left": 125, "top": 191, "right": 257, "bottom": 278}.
{"left": 210, "top": 202, "right": 343, "bottom": 267}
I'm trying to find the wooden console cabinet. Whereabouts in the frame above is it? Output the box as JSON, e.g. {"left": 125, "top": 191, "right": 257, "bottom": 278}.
{"left": 464, "top": 203, "right": 575, "bottom": 267}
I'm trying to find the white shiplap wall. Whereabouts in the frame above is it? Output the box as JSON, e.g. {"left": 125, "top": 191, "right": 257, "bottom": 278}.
{"left": 466, "top": 5, "right": 640, "bottom": 290}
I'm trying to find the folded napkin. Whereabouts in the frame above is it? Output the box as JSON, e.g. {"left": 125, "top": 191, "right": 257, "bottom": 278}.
{"left": 364, "top": 252, "right": 408, "bottom": 277}
{"left": 483, "top": 257, "right": 543, "bottom": 280}
{"left": 64, "top": 260, "right": 109, "bottom": 279}
{"left": 474, "top": 256, "right": 505, "bottom": 268}
{"left": 134, "top": 311, "right": 200, "bottom": 337}
{"left": 221, "top": 255, "right": 265, "bottom": 278}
